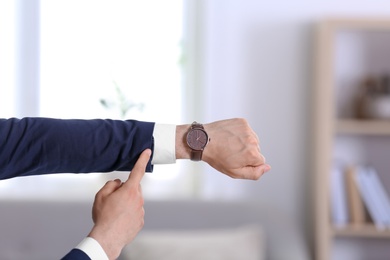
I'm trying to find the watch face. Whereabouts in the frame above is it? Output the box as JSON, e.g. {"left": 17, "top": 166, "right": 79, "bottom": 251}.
{"left": 187, "top": 129, "right": 208, "bottom": 150}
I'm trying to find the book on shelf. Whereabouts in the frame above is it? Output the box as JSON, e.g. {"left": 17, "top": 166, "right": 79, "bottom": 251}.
{"left": 355, "top": 166, "right": 385, "bottom": 230}
{"left": 331, "top": 164, "right": 390, "bottom": 230}
{"left": 367, "top": 167, "right": 390, "bottom": 227}
{"left": 330, "top": 165, "right": 349, "bottom": 227}
{"left": 345, "top": 166, "right": 366, "bottom": 225}
{"left": 355, "top": 166, "right": 390, "bottom": 230}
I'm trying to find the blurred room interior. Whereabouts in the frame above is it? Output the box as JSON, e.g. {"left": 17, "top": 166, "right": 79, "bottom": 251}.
{"left": 1, "top": 0, "right": 390, "bottom": 259}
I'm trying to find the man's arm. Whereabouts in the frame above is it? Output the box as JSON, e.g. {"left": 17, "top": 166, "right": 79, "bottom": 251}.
{"left": 0, "top": 118, "right": 154, "bottom": 179}
{"left": 0, "top": 117, "right": 270, "bottom": 181}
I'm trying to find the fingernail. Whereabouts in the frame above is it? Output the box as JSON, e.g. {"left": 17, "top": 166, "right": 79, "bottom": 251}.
{"left": 264, "top": 164, "right": 271, "bottom": 173}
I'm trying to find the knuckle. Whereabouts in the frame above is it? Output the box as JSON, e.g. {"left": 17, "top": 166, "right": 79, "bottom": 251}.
{"left": 246, "top": 148, "right": 260, "bottom": 161}
{"left": 241, "top": 118, "right": 250, "bottom": 128}
{"left": 95, "top": 189, "right": 104, "bottom": 199}
{"left": 246, "top": 134, "right": 258, "bottom": 145}
{"left": 94, "top": 193, "right": 100, "bottom": 201}
{"left": 236, "top": 117, "right": 247, "bottom": 124}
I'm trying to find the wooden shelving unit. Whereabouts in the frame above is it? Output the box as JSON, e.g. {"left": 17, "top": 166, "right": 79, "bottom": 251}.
{"left": 313, "top": 19, "right": 390, "bottom": 260}
{"left": 332, "top": 224, "right": 390, "bottom": 238}
{"left": 336, "top": 119, "right": 390, "bottom": 135}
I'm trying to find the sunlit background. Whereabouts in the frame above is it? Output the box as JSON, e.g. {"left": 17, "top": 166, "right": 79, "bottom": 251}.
{"left": 2, "top": 0, "right": 390, "bottom": 259}
{"left": 0, "top": 0, "right": 193, "bottom": 200}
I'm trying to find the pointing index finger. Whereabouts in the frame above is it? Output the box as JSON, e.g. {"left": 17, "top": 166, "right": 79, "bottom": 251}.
{"left": 125, "top": 149, "right": 151, "bottom": 186}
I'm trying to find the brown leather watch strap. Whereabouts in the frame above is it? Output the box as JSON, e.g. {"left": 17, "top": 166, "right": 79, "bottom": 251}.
{"left": 191, "top": 149, "right": 203, "bottom": 161}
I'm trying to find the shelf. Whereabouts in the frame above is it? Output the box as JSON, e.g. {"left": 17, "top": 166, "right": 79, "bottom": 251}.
{"left": 336, "top": 119, "right": 390, "bottom": 135}
{"left": 332, "top": 224, "right": 390, "bottom": 238}
{"left": 325, "top": 18, "right": 390, "bottom": 31}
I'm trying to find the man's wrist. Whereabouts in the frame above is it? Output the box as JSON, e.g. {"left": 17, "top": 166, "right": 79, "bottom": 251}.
{"left": 88, "top": 227, "right": 122, "bottom": 260}
{"left": 175, "top": 124, "right": 191, "bottom": 160}
{"left": 176, "top": 123, "right": 213, "bottom": 161}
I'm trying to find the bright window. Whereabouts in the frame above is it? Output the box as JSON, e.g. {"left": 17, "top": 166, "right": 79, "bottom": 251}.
{"left": 40, "top": 0, "right": 183, "bottom": 124}
{"left": 0, "top": 0, "right": 197, "bottom": 201}
{"left": 0, "top": 1, "right": 15, "bottom": 118}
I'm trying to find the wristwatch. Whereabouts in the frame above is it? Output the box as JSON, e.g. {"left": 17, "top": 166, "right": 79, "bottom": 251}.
{"left": 186, "top": 121, "right": 209, "bottom": 161}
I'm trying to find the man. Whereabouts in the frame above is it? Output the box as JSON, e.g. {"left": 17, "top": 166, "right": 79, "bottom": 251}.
{"left": 0, "top": 117, "right": 271, "bottom": 259}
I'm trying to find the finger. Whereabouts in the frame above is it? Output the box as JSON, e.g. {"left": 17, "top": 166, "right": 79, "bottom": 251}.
{"left": 251, "top": 164, "right": 271, "bottom": 180}
{"left": 248, "top": 150, "right": 266, "bottom": 166}
{"left": 251, "top": 129, "right": 260, "bottom": 143}
{"left": 234, "top": 164, "right": 271, "bottom": 180}
{"left": 125, "top": 149, "right": 152, "bottom": 186}
{"left": 97, "top": 179, "right": 122, "bottom": 198}
{"left": 260, "top": 154, "right": 266, "bottom": 164}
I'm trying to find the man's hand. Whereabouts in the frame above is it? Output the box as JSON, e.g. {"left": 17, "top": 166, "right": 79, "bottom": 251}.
{"left": 88, "top": 149, "right": 151, "bottom": 260}
{"left": 176, "top": 118, "right": 270, "bottom": 180}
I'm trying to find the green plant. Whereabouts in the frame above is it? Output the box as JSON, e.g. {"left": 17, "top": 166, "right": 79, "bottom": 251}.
{"left": 100, "top": 81, "right": 144, "bottom": 119}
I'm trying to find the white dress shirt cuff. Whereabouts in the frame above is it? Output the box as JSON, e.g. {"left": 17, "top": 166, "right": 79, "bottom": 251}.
{"left": 76, "top": 237, "right": 109, "bottom": 260}
{"left": 152, "top": 124, "right": 176, "bottom": 164}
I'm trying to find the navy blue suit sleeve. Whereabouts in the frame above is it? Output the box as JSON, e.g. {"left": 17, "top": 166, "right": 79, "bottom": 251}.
{"left": 0, "top": 118, "right": 155, "bottom": 180}
{"left": 61, "top": 249, "right": 91, "bottom": 260}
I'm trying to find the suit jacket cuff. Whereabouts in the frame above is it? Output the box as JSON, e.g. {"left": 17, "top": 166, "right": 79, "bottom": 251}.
{"left": 152, "top": 124, "right": 176, "bottom": 164}
{"left": 75, "top": 237, "right": 109, "bottom": 260}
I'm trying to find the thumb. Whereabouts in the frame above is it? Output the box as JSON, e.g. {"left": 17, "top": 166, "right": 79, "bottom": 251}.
{"left": 124, "top": 149, "right": 152, "bottom": 186}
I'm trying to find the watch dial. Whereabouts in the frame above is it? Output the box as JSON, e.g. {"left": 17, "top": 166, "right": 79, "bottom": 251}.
{"left": 187, "top": 129, "right": 208, "bottom": 150}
